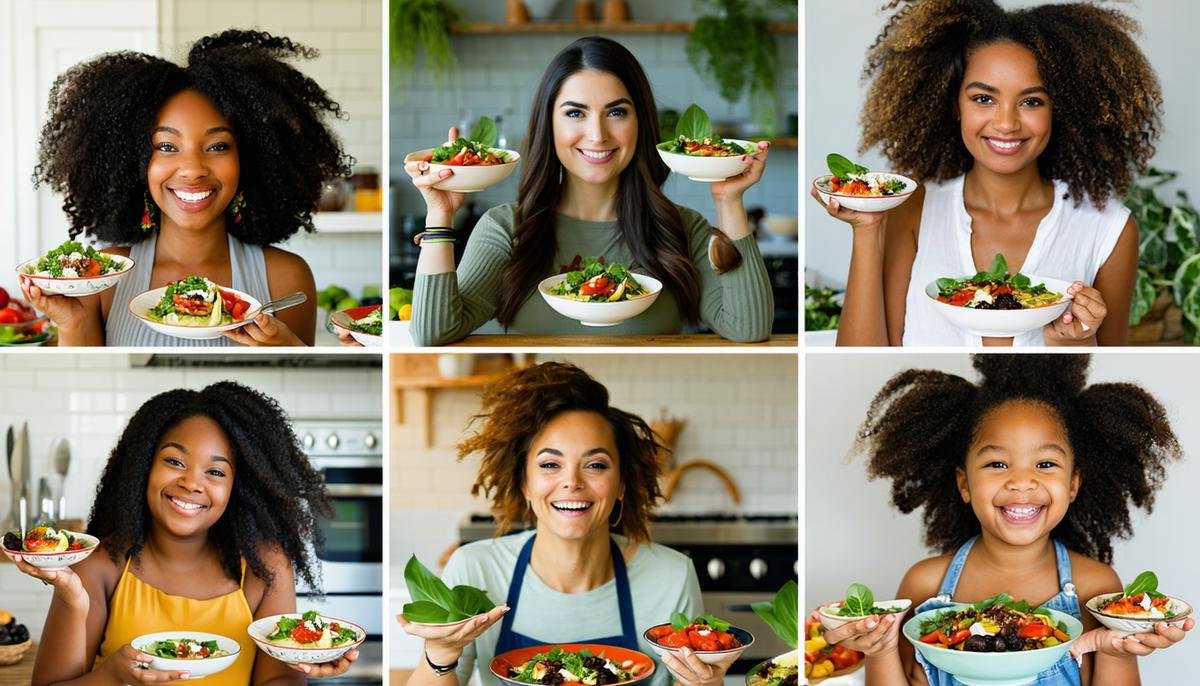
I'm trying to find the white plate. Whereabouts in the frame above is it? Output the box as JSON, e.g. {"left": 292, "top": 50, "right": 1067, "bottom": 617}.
{"left": 924, "top": 276, "right": 1073, "bottom": 338}
{"left": 657, "top": 140, "right": 756, "bottom": 182}
{"left": 16, "top": 254, "right": 134, "bottom": 297}
{"left": 2, "top": 531, "right": 99, "bottom": 571}
{"left": 329, "top": 305, "right": 383, "bottom": 347}
{"left": 538, "top": 273, "right": 662, "bottom": 327}
{"left": 128, "top": 285, "right": 262, "bottom": 340}
{"left": 404, "top": 148, "right": 520, "bottom": 193}
{"left": 818, "top": 599, "right": 912, "bottom": 631}
{"left": 132, "top": 631, "right": 241, "bottom": 678}
{"left": 248, "top": 613, "right": 365, "bottom": 666}
{"left": 643, "top": 624, "right": 752, "bottom": 665}
{"left": 1084, "top": 593, "right": 1192, "bottom": 635}
{"left": 813, "top": 173, "right": 918, "bottom": 213}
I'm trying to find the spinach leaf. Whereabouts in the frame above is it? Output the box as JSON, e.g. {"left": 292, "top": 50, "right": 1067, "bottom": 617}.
{"left": 402, "top": 599, "right": 452, "bottom": 624}
{"left": 984, "top": 254, "right": 1009, "bottom": 281}
{"left": 827, "top": 153, "right": 869, "bottom": 180}
{"left": 1123, "top": 570, "right": 1159, "bottom": 597}
{"left": 404, "top": 555, "right": 458, "bottom": 611}
{"left": 451, "top": 584, "right": 496, "bottom": 617}
{"left": 671, "top": 611, "right": 691, "bottom": 631}
{"left": 401, "top": 555, "right": 496, "bottom": 623}
{"left": 468, "top": 116, "right": 498, "bottom": 148}
{"left": 696, "top": 614, "right": 732, "bottom": 632}
{"left": 751, "top": 580, "right": 798, "bottom": 649}
{"left": 675, "top": 104, "right": 712, "bottom": 141}
{"left": 843, "top": 582, "right": 874, "bottom": 616}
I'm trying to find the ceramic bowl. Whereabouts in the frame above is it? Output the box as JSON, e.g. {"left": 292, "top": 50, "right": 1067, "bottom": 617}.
{"left": 818, "top": 599, "right": 912, "bottom": 631}
{"left": 657, "top": 141, "right": 756, "bottom": 182}
{"left": 643, "top": 624, "right": 752, "bottom": 665}
{"left": 902, "top": 604, "right": 1083, "bottom": 686}
{"left": 330, "top": 304, "right": 383, "bottom": 347}
{"left": 490, "top": 643, "right": 655, "bottom": 686}
{"left": 16, "top": 254, "right": 133, "bottom": 297}
{"left": 132, "top": 631, "right": 241, "bottom": 677}
{"left": 1084, "top": 593, "right": 1193, "bottom": 635}
{"left": 924, "top": 276, "right": 1073, "bottom": 338}
{"left": 2, "top": 531, "right": 99, "bottom": 570}
{"left": 127, "top": 285, "right": 262, "bottom": 341}
{"left": 248, "top": 614, "right": 365, "bottom": 665}
{"left": 538, "top": 273, "right": 662, "bottom": 327}
{"left": 813, "top": 173, "right": 918, "bottom": 213}
{"left": 404, "top": 148, "right": 520, "bottom": 193}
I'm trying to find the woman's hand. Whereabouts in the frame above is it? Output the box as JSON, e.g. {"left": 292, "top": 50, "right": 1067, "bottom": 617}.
{"left": 396, "top": 605, "right": 509, "bottom": 665}
{"left": 808, "top": 607, "right": 904, "bottom": 657}
{"left": 101, "top": 644, "right": 192, "bottom": 682}
{"left": 335, "top": 327, "right": 364, "bottom": 347}
{"left": 13, "top": 556, "right": 89, "bottom": 615}
{"left": 1044, "top": 282, "right": 1105, "bottom": 344}
{"left": 221, "top": 313, "right": 306, "bottom": 346}
{"left": 809, "top": 187, "right": 887, "bottom": 232}
{"left": 710, "top": 141, "right": 770, "bottom": 205}
{"left": 406, "top": 127, "right": 468, "bottom": 226}
{"left": 661, "top": 646, "right": 739, "bottom": 686}
{"left": 1071, "top": 619, "right": 1194, "bottom": 660}
{"left": 291, "top": 648, "right": 360, "bottom": 678}
{"left": 18, "top": 276, "right": 87, "bottom": 334}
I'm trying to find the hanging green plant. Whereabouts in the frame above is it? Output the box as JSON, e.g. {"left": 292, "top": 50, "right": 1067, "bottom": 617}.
{"left": 1126, "top": 168, "right": 1200, "bottom": 344}
{"left": 391, "top": 0, "right": 461, "bottom": 85}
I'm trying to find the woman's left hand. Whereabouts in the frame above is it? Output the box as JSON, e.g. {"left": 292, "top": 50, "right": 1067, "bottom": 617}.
{"left": 1044, "top": 282, "right": 1105, "bottom": 344}
{"left": 290, "top": 648, "right": 359, "bottom": 678}
{"left": 221, "top": 313, "right": 306, "bottom": 346}
{"left": 709, "top": 141, "right": 770, "bottom": 203}
{"left": 1071, "top": 619, "right": 1193, "bottom": 660}
{"left": 661, "top": 646, "right": 739, "bottom": 686}
{"left": 335, "top": 327, "right": 363, "bottom": 347}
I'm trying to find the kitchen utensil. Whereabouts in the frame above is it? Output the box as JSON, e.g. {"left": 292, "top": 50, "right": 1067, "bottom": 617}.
{"left": 7, "top": 423, "right": 28, "bottom": 534}
{"left": 258, "top": 291, "right": 308, "bottom": 317}
{"left": 37, "top": 477, "right": 53, "bottom": 523}
{"left": 53, "top": 438, "right": 70, "bottom": 520}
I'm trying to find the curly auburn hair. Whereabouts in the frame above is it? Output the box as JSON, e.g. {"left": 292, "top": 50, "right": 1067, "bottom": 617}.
{"left": 86, "top": 381, "right": 333, "bottom": 591}
{"left": 856, "top": 354, "right": 1181, "bottom": 564}
{"left": 33, "top": 29, "right": 353, "bottom": 245}
{"left": 457, "top": 362, "right": 662, "bottom": 543}
{"left": 860, "top": 0, "right": 1162, "bottom": 208}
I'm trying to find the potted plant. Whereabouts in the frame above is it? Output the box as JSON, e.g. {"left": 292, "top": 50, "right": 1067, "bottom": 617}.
{"left": 1127, "top": 168, "right": 1200, "bottom": 344}
{"left": 391, "top": 0, "right": 460, "bottom": 85}
{"left": 685, "top": 0, "right": 794, "bottom": 136}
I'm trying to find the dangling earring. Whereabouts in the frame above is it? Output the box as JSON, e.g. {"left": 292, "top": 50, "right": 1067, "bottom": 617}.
{"left": 228, "top": 190, "right": 246, "bottom": 224}
{"left": 140, "top": 191, "right": 157, "bottom": 232}
{"left": 608, "top": 499, "right": 624, "bottom": 528}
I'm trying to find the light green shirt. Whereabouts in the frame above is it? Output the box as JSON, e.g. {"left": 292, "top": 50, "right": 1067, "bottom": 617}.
{"left": 441, "top": 530, "right": 703, "bottom": 686}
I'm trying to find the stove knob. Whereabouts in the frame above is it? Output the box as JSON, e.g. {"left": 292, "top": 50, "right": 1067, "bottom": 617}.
{"left": 326, "top": 433, "right": 341, "bottom": 450}
{"left": 705, "top": 558, "right": 725, "bottom": 581}
{"left": 302, "top": 434, "right": 315, "bottom": 450}
{"left": 749, "top": 558, "right": 768, "bottom": 580}
{"left": 364, "top": 432, "right": 378, "bottom": 449}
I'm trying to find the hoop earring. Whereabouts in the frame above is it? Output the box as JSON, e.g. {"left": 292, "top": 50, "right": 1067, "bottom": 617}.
{"left": 228, "top": 190, "right": 246, "bottom": 224}
{"left": 608, "top": 499, "right": 624, "bottom": 528}
{"left": 140, "top": 191, "right": 157, "bottom": 232}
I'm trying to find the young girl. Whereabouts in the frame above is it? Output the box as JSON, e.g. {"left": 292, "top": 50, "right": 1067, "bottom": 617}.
{"left": 821, "top": 355, "right": 1192, "bottom": 684}
{"left": 12, "top": 382, "right": 357, "bottom": 684}
{"left": 405, "top": 36, "right": 774, "bottom": 345}
{"left": 20, "top": 30, "right": 354, "bottom": 347}
{"left": 814, "top": 0, "right": 1161, "bottom": 346}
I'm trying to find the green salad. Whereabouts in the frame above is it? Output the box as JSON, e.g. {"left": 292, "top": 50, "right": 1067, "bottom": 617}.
{"left": 835, "top": 583, "right": 905, "bottom": 617}
{"left": 28, "top": 240, "right": 125, "bottom": 278}
{"left": 657, "top": 104, "right": 754, "bottom": 157}
{"left": 141, "top": 638, "right": 231, "bottom": 660}
{"left": 507, "top": 646, "right": 635, "bottom": 685}
{"left": 549, "top": 257, "right": 648, "bottom": 303}
{"left": 349, "top": 308, "right": 383, "bottom": 335}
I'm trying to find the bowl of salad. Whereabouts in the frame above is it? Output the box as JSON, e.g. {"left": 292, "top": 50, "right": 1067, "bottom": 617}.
{"left": 818, "top": 583, "right": 911, "bottom": 631}
{"left": 657, "top": 105, "right": 757, "bottom": 182}
{"left": 813, "top": 154, "right": 917, "bottom": 213}
{"left": 749, "top": 649, "right": 804, "bottom": 686}
{"left": 0, "top": 292, "right": 51, "bottom": 346}
{"left": 2, "top": 526, "right": 99, "bottom": 570}
{"left": 128, "top": 276, "right": 261, "bottom": 340}
{"left": 490, "top": 644, "right": 654, "bottom": 686}
{"left": 133, "top": 632, "right": 241, "bottom": 677}
{"left": 248, "top": 611, "right": 365, "bottom": 666}
{"left": 16, "top": 240, "right": 133, "bottom": 297}
{"left": 902, "top": 594, "right": 1083, "bottom": 686}
{"left": 1084, "top": 571, "right": 1192, "bottom": 635}
{"left": 926, "top": 254, "right": 1072, "bottom": 337}
{"left": 644, "top": 613, "right": 753, "bottom": 665}
{"left": 331, "top": 304, "right": 383, "bottom": 347}
{"left": 538, "top": 257, "right": 662, "bottom": 327}
{"left": 405, "top": 116, "right": 519, "bottom": 193}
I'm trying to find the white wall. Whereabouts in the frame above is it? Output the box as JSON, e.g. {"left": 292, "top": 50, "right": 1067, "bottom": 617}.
{"left": 804, "top": 0, "right": 1200, "bottom": 288}
{"left": 805, "top": 351, "right": 1200, "bottom": 682}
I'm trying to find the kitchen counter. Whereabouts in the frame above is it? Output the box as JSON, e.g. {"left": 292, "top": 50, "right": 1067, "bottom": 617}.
{"left": 0, "top": 641, "right": 36, "bottom": 683}
{"left": 444, "top": 333, "right": 798, "bottom": 347}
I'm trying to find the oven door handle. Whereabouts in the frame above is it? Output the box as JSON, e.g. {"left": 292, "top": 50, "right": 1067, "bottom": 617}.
{"left": 325, "top": 484, "right": 383, "bottom": 497}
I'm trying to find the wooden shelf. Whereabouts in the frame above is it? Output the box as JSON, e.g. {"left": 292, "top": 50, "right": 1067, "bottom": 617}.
{"left": 451, "top": 21, "right": 796, "bottom": 35}
{"left": 391, "top": 354, "right": 522, "bottom": 446}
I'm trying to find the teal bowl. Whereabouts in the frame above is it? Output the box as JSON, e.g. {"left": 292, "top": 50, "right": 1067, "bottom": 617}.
{"left": 902, "top": 604, "right": 1083, "bottom": 686}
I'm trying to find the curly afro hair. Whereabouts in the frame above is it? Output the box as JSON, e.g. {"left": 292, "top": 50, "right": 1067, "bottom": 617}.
{"left": 86, "top": 381, "right": 333, "bottom": 591}
{"left": 457, "top": 362, "right": 663, "bottom": 543}
{"left": 856, "top": 354, "right": 1181, "bottom": 564}
{"left": 33, "top": 29, "right": 354, "bottom": 245}
{"left": 860, "top": 0, "right": 1162, "bottom": 208}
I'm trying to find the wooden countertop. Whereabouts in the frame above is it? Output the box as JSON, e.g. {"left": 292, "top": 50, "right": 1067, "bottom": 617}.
{"left": 0, "top": 641, "right": 36, "bottom": 683}
{"left": 444, "top": 333, "right": 798, "bottom": 347}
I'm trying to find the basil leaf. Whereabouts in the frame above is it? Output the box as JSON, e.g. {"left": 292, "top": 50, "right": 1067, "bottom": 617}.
{"left": 1123, "top": 570, "right": 1159, "bottom": 597}
{"left": 843, "top": 582, "right": 874, "bottom": 616}
{"left": 468, "top": 116, "right": 498, "bottom": 148}
{"left": 1033, "top": 607, "right": 1052, "bottom": 618}
{"left": 827, "top": 153, "right": 869, "bottom": 180}
{"left": 974, "top": 593, "right": 1011, "bottom": 612}
{"left": 985, "top": 253, "right": 1009, "bottom": 282}
{"left": 671, "top": 611, "right": 691, "bottom": 631}
{"left": 750, "top": 580, "right": 798, "bottom": 649}
{"left": 404, "top": 555, "right": 457, "bottom": 612}
{"left": 1010, "top": 272, "right": 1031, "bottom": 289}
{"left": 697, "top": 614, "right": 731, "bottom": 632}
{"left": 675, "top": 104, "right": 712, "bottom": 141}
{"left": 451, "top": 584, "right": 496, "bottom": 617}
{"left": 402, "top": 600, "right": 453, "bottom": 624}
{"left": 936, "top": 278, "right": 961, "bottom": 295}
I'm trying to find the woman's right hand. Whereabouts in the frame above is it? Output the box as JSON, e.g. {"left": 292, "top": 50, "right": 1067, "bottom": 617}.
{"left": 810, "top": 187, "right": 887, "bottom": 231}
{"left": 18, "top": 276, "right": 87, "bottom": 334}
{"left": 396, "top": 605, "right": 509, "bottom": 665}
{"left": 808, "top": 607, "right": 904, "bottom": 657}
{"left": 102, "top": 644, "right": 192, "bottom": 682}
{"left": 406, "top": 127, "right": 469, "bottom": 225}
{"left": 13, "top": 556, "right": 89, "bottom": 615}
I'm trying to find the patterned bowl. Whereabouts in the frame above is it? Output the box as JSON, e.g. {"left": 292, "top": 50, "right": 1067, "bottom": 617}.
{"left": 248, "top": 614, "right": 365, "bottom": 666}
{"left": 16, "top": 254, "right": 134, "bottom": 297}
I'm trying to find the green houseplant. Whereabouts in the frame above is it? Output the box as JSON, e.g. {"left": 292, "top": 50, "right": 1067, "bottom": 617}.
{"left": 391, "top": 0, "right": 460, "bottom": 85}
{"left": 1127, "top": 168, "right": 1200, "bottom": 344}
{"left": 686, "top": 0, "right": 794, "bottom": 136}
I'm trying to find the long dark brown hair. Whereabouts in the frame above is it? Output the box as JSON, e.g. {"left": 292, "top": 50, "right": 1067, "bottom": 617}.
{"left": 497, "top": 37, "right": 715, "bottom": 328}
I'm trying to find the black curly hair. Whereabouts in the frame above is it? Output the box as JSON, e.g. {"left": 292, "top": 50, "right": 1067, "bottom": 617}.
{"left": 856, "top": 354, "right": 1181, "bottom": 564}
{"left": 33, "top": 29, "right": 354, "bottom": 245}
{"left": 85, "top": 381, "right": 333, "bottom": 591}
{"left": 860, "top": 0, "right": 1162, "bottom": 208}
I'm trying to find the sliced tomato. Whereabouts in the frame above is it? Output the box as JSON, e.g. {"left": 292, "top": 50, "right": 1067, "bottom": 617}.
{"left": 1018, "top": 622, "right": 1053, "bottom": 639}
{"left": 231, "top": 300, "right": 250, "bottom": 321}
{"left": 920, "top": 630, "right": 947, "bottom": 645}
{"left": 829, "top": 645, "right": 860, "bottom": 670}
{"left": 579, "top": 276, "right": 615, "bottom": 298}
{"left": 945, "top": 629, "right": 971, "bottom": 647}
{"left": 829, "top": 176, "right": 842, "bottom": 192}
{"left": 80, "top": 259, "right": 102, "bottom": 277}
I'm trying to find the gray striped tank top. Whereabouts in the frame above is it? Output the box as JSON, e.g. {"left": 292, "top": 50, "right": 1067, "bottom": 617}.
{"left": 105, "top": 232, "right": 271, "bottom": 347}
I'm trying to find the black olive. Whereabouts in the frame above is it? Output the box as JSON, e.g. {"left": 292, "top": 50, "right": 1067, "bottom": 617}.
{"left": 992, "top": 636, "right": 1008, "bottom": 652}
{"left": 963, "top": 634, "right": 993, "bottom": 652}
{"left": 2, "top": 531, "right": 20, "bottom": 551}
{"left": 1005, "top": 633, "right": 1025, "bottom": 651}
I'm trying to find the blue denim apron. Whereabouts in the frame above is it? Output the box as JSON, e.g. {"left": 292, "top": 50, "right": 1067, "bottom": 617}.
{"left": 494, "top": 534, "right": 640, "bottom": 653}
{"left": 915, "top": 536, "right": 1083, "bottom": 686}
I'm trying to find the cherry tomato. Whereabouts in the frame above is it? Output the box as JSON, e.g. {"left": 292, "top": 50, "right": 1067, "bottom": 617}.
{"left": 829, "top": 645, "right": 860, "bottom": 670}
{"left": 946, "top": 629, "right": 971, "bottom": 646}
{"left": 920, "top": 630, "right": 947, "bottom": 645}
{"left": 0, "top": 287, "right": 9, "bottom": 310}
{"left": 0, "top": 309, "right": 20, "bottom": 324}
{"left": 579, "top": 276, "right": 614, "bottom": 298}
{"left": 1018, "top": 622, "right": 1053, "bottom": 639}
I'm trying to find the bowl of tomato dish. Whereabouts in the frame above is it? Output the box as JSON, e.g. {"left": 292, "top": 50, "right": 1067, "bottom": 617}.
{"left": 404, "top": 138, "right": 520, "bottom": 193}
{"left": 643, "top": 614, "right": 752, "bottom": 665}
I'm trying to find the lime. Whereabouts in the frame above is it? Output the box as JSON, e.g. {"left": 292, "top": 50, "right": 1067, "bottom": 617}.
{"left": 335, "top": 297, "right": 360, "bottom": 312}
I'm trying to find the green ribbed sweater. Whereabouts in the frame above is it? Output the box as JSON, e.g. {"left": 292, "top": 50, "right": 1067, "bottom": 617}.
{"left": 411, "top": 203, "right": 774, "bottom": 345}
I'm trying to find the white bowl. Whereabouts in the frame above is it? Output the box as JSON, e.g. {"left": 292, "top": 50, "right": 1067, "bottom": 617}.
{"left": 132, "top": 631, "right": 241, "bottom": 677}
{"left": 818, "top": 599, "right": 912, "bottom": 631}
{"left": 248, "top": 613, "right": 365, "bottom": 666}
{"left": 16, "top": 254, "right": 134, "bottom": 297}
{"left": 128, "top": 285, "right": 262, "bottom": 340}
{"left": 2, "top": 532, "right": 99, "bottom": 571}
{"left": 404, "top": 148, "right": 520, "bottom": 193}
{"left": 1085, "top": 593, "right": 1193, "bottom": 635}
{"left": 813, "top": 173, "right": 918, "bottom": 212}
{"left": 643, "top": 624, "right": 753, "bottom": 665}
{"left": 657, "top": 140, "right": 756, "bottom": 182}
{"left": 538, "top": 273, "right": 662, "bottom": 327}
{"left": 924, "top": 276, "right": 1073, "bottom": 338}
{"left": 330, "top": 305, "right": 383, "bottom": 347}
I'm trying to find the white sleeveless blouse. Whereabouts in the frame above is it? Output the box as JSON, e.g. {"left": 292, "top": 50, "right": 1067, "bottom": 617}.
{"left": 902, "top": 175, "right": 1128, "bottom": 347}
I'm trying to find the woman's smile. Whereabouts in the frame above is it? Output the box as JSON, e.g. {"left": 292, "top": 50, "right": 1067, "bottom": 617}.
{"left": 166, "top": 184, "right": 220, "bottom": 212}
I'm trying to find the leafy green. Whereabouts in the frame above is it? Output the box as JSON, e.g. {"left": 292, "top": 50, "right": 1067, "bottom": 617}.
{"left": 751, "top": 580, "right": 798, "bottom": 649}
{"left": 468, "top": 116, "right": 498, "bottom": 148}
{"left": 390, "top": 0, "right": 459, "bottom": 86}
{"left": 150, "top": 276, "right": 215, "bottom": 318}
{"left": 1123, "top": 570, "right": 1161, "bottom": 598}
{"left": 670, "top": 611, "right": 691, "bottom": 631}
{"left": 401, "top": 555, "right": 495, "bottom": 623}
{"left": 144, "top": 638, "right": 222, "bottom": 658}
{"left": 843, "top": 583, "right": 874, "bottom": 616}
{"left": 675, "top": 104, "right": 712, "bottom": 141}
{"left": 827, "top": 153, "right": 869, "bottom": 180}
{"left": 267, "top": 615, "right": 302, "bottom": 641}
{"left": 670, "top": 612, "right": 732, "bottom": 632}
{"left": 32, "top": 240, "right": 123, "bottom": 277}
{"left": 805, "top": 286, "right": 841, "bottom": 331}
{"left": 548, "top": 256, "right": 647, "bottom": 302}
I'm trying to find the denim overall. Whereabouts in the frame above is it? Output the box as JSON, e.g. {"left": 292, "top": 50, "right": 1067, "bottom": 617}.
{"left": 915, "top": 536, "right": 1083, "bottom": 686}
{"left": 494, "top": 534, "right": 641, "bottom": 654}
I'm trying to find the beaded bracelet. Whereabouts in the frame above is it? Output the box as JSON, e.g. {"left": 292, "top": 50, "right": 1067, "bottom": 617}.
{"left": 413, "top": 227, "right": 455, "bottom": 246}
{"left": 425, "top": 650, "right": 459, "bottom": 676}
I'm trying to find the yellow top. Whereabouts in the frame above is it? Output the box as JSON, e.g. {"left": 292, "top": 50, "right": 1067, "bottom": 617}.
{"left": 97, "top": 556, "right": 256, "bottom": 684}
